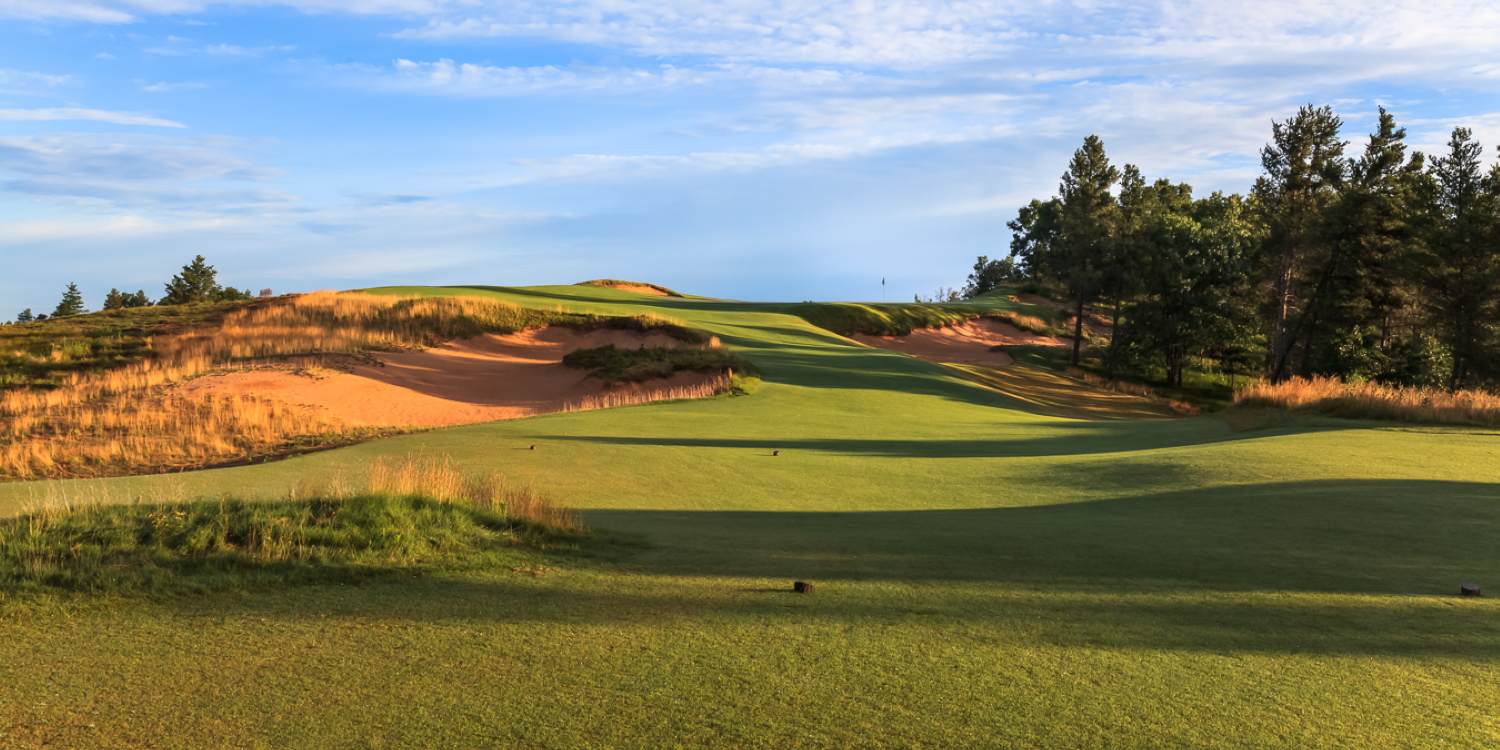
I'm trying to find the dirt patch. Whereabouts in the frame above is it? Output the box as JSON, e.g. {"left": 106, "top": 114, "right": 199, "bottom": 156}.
{"left": 852, "top": 317, "right": 1064, "bottom": 366}
{"left": 174, "top": 326, "right": 721, "bottom": 428}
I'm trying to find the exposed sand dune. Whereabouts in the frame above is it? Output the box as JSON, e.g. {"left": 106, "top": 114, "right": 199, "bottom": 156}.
{"left": 175, "top": 326, "right": 720, "bottom": 428}
{"left": 852, "top": 317, "right": 1064, "bottom": 366}
{"left": 604, "top": 284, "right": 671, "bottom": 296}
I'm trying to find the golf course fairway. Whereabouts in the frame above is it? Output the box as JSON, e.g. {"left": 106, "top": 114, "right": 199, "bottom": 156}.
{"left": 2, "top": 284, "right": 1497, "bottom": 749}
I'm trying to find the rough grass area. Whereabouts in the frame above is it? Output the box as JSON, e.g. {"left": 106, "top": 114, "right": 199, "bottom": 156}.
{"left": 575, "top": 279, "right": 684, "bottom": 297}
{"left": 562, "top": 344, "right": 760, "bottom": 383}
{"left": 0, "top": 293, "right": 720, "bottom": 481}
{"left": 0, "top": 455, "right": 583, "bottom": 607}
{"left": 1235, "top": 375, "right": 1500, "bottom": 426}
{"left": 0, "top": 300, "right": 257, "bottom": 391}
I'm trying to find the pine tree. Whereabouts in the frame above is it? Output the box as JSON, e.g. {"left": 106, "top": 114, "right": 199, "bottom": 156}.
{"left": 1252, "top": 105, "right": 1347, "bottom": 381}
{"left": 1055, "top": 135, "right": 1120, "bottom": 366}
{"left": 161, "top": 255, "right": 223, "bottom": 305}
{"left": 103, "top": 288, "right": 125, "bottom": 310}
{"left": 16, "top": 308, "right": 34, "bottom": 323}
{"left": 1409, "top": 128, "right": 1500, "bottom": 390}
{"left": 53, "top": 283, "right": 87, "bottom": 318}
{"left": 124, "top": 290, "right": 153, "bottom": 308}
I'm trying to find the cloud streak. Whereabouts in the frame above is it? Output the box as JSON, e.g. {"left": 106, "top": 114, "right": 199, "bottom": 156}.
{"left": 0, "top": 108, "right": 186, "bottom": 127}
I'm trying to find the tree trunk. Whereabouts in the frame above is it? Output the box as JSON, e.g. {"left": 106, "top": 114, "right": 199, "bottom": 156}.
{"left": 1107, "top": 297, "right": 1122, "bottom": 381}
{"left": 1071, "top": 288, "right": 1086, "bottom": 367}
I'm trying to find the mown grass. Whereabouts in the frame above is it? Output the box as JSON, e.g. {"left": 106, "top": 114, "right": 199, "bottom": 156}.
{"left": 1, "top": 283, "right": 1497, "bottom": 749}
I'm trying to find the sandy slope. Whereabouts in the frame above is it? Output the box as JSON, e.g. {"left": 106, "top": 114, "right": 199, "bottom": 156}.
{"left": 852, "top": 317, "right": 1064, "bottom": 365}
{"left": 175, "top": 326, "right": 718, "bottom": 428}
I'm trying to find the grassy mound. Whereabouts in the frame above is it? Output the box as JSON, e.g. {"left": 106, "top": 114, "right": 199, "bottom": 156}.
{"left": 562, "top": 344, "right": 759, "bottom": 383}
{"left": 0, "top": 455, "right": 584, "bottom": 604}
{"left": 576, "top": 279, "right": 684, "bottom": 297}
{"left": 789, "top": 302, "right": 989, "bottom": 336}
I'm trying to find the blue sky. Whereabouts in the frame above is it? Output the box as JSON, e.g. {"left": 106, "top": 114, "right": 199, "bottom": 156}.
{"left": 2, "top": 0, "right": 1498, "bottom": 313}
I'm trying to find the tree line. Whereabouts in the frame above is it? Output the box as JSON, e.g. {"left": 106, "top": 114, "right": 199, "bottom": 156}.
{"left": 7, "top": 256, "right": 270, "bottom": 324}
{"left": 976, "top": 106, "right": 1499, "bottom": 392}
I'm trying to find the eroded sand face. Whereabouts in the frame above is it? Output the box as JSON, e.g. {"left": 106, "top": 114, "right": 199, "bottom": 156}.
{"left": 852, "top": 317, "right": 1064, "bottom": 366}
{"left": 175, "top": 326, "right": 718, "bottom": 428}
{"left": 601, "top": 284, "right": 670, "bottom": 296}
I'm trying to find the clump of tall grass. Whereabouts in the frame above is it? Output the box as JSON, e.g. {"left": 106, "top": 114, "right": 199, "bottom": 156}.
{"left": 0, "top": 292, "right": 722, "bottom": 480}
{"left": 564, "top": 373, "right": 734, "bottom": 412}
{"left": 561, "top": 341, "right": 758, "bottom": 383}
{"left": 1234, "top": 376, "right": 1500, "bottom": 426}
{"left": 0, "top": 455, "right": 583, "bottom": 603}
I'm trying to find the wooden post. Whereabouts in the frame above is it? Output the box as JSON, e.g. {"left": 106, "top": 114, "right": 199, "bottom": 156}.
{"left": 1461, "top": 583, "right": 1481, "bottom": 597}
{"left": 793, "top": 581, "right": 814, "bottom": 594}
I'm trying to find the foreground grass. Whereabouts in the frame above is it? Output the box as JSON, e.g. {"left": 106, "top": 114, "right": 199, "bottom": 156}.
{"left": 2, "top": 284, "right": 1498, "bottom": 748}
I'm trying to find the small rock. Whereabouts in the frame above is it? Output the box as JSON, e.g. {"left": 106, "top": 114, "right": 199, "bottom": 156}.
{"left": 772, "top": 450, "right": 780, "bottom": 456}
{"left": 793, "top": 581, "right": 814, "bottom": 594}
{"left": 1461, "top": 583, "right": 1481, "bottom": 597}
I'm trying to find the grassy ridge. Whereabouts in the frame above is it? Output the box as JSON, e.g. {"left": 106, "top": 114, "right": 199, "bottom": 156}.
{"left": 562, "top": 344, "right": 760, "bottom": 383}
{"left": 576, "top": 279, "right": 685, "bottom": 297}
{"left": 0, "top": 300, "right": 256, "bottom": 391}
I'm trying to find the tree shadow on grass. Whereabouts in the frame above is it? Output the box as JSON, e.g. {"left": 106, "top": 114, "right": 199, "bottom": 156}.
{"left": 160, "top": 478, "right": 1500, "bottom": 660}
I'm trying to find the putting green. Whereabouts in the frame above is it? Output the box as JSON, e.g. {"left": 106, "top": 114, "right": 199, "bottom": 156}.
{"left": 1, "top": 284, "right": 1497, "bottom": 749}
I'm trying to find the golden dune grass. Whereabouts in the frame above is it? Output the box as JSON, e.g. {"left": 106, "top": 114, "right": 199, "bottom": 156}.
{"left": 563, "top": 373, "right": 732, "bottom": 413}
{"left": 1235, "top": 376, "right": 1500, "bottom": 426}
{"left": 0, "top": 292, "right": 578, "bottom": 480}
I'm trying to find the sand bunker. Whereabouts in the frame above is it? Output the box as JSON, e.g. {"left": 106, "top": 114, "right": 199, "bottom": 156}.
{"left": 175, "top": 326, "right": 721, "bottom": 428}
{"left": 853, "top": 317, "right": 1064, "bottom": 366}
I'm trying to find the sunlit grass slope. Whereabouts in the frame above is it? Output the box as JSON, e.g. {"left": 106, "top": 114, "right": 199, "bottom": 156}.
{"left": 1, "top": 283, "right": 1498, "bottom": 749}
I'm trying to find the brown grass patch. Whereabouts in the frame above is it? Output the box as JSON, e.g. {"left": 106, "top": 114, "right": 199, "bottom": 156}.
{"left": 1067, "top": 368, "right": 1202, "bottom": 416}
{"left": 1234, "top": 376, "right": 1500, "bottom": 427}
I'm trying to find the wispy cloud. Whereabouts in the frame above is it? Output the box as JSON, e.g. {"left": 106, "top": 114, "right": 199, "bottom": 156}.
{"left": 140, "top": 81, "right": 207, "bottom": 92}
{"left": 0, "top": 133, "right": 294, "bottom": 208}
{"left": 0, "top": 108, "right": 186, "bottom": 127}
{"left": 0, "top": 68, "right": 71, "bottom": 87}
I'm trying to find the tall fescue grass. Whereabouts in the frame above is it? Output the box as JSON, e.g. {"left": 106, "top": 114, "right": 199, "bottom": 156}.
{"left": 564, "top": 373, "right": 733, "bottom": 412}
{"left": 576, "top": 279, "right": 684, "bottom": 297}
{"left": 1, "top": 454, "right": 582, "bottom": 604}
{"left": 1066, "top": 367, "right": 1202, "bottom": 416}
{"left": 1234, "top": 376, "right": 1500, "bottom": 426}
{"left": 0, "top": 292, "right": 715, "bottom": 481}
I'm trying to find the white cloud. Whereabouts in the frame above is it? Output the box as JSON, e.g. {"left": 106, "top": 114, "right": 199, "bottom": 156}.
{"left": 0, "top": 68, "right": 70, "bottom": 87}
{"left": 0, "top": 133, "right": 294, "bottom": 208}
{"left": 0, "top": 108, "right": 186, "bottom": 127}
{"left": 140, "top": 81, "right": 207, "bottom": 92}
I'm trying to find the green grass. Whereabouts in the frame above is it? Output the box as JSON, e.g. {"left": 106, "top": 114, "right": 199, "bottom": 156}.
{"left": 0, "top": 493, "right": 578, "bottom": 605}
{"left": 0, "top": 283, "right": 1497, "bottom": 748}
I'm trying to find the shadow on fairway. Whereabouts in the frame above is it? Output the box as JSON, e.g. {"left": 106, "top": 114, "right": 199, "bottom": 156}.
{"left": 543, "top": 419, "right": 1341, "bottom": 458}
{"left": 154, "top": 478, "right": 1500, "bottom": 660}
{"left": 576, "top": 478, "right": 1500, "bottom": 596}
